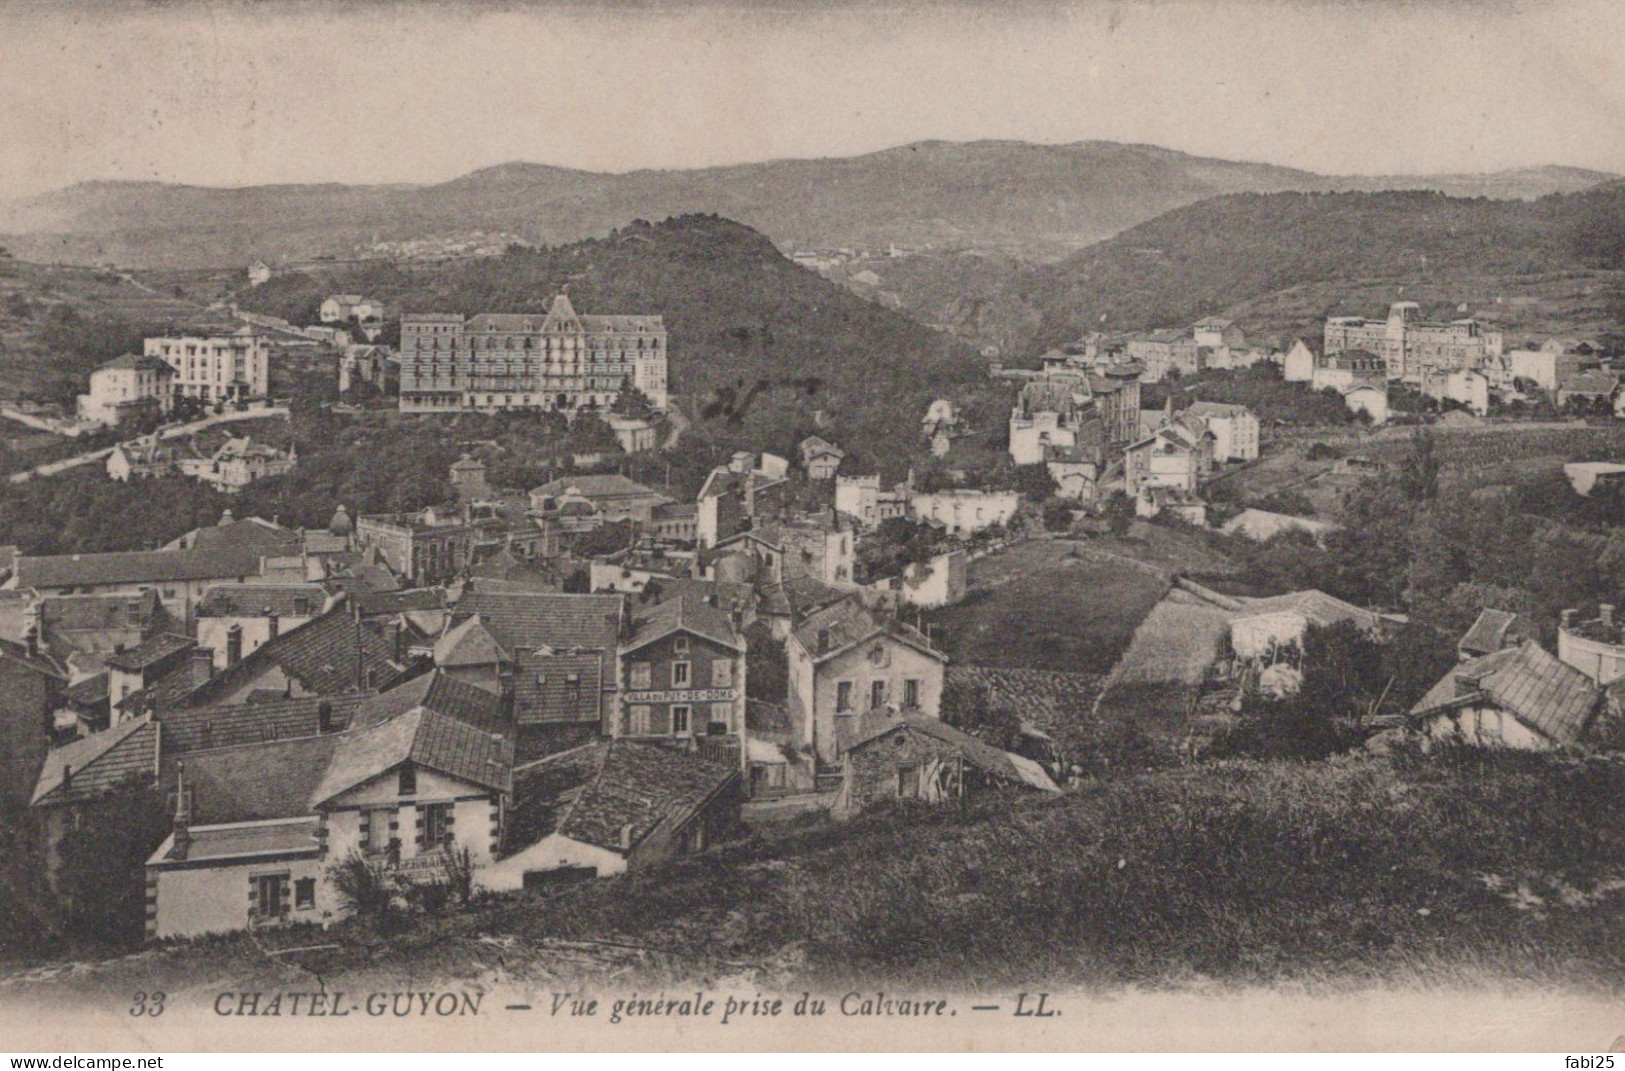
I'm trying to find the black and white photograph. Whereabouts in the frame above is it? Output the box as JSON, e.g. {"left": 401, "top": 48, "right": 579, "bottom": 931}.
{"left": 0, "top": 0, "right": 1623, "bottom": 1053}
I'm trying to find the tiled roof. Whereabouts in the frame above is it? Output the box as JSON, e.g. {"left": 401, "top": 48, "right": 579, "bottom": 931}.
{"left": 353, "top": 587, "right": 448, "bottom": 615}
{"left": 1411, "top": 642, "right": 1600, "bottom": 745}
{"left": 433, "top": 615, "right": 505, "bottom": 668}
{"left": 39, "top": 590, "right": 167, "bottom": 634}
{"left": 157, "top": 693, "right": 372, "bottom": 753}
{"left": 197, "top": 584, "right": 329, "bottom": 618}
{"left": 150, "top": 818, "right": 320, "bottom": 866}
{"left": 349, "top": 671, "right": 504, "bottom": 733}
{"left": 791, "top": 596, "right": 944, "bottom": 665}
{"left": 1559, "top": 371, "right": 1621, "bottom": 395}
{"left": 447, "top": 591, "right": 623, "bottom": 681}
{"left": 1459, "top": 608, "right": 1529, "bottom": 657}
{"left": 509, "top": 740, "right": 735, "bottom": 856}
{"left": 104, "top": 633, "right": 194, "bottom": 672}
{"left": 1184, "top": 401, "right": 1254, "bottom": 419}
{"left": 311, "top": 706, "right": 511, "bottom": 804}
{"left": 1235, "top": 590, "right": 1383, "bottom": 632}
{"left": 624, "top": 594, "right": 740, "bottom": 653}
{"left": 513, "top": 649, "right": 603, "bottom": 725}
{"left": 655, "top": 579, "right": 755, "bottom": 617}
{"left": 65, "top": 671, "right": 109, "bottom": 707}
{"left": 843, "top": 711, "right": 1058, "bottom": 792}
{"left": 134, "top": 606, "right": 403, "bottom": 715}
{"left": 531, "top": 474, "right": 665, "bottom": 500}
{"left": 179, "top": 518, "right": 303, "bottom": 557}
{"left": 16, "top": 547, "right": 268, "bottom": 590}
{"left": 167, "top": 734, "right": 343, "bottom": 824}
{"left": 31, "top": 716, "right": 159, "bottom": 806}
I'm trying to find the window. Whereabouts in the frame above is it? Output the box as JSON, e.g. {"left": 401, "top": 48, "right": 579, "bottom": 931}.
{"left": 253, "top": 873, "right": 286, "bottom": 918}
{"left": 904, "top": 679, "right": 921, "bottom": 709}
{"left": 294, "top": 877, "right": 316, "bottom": 910}
{"left": 836, "top": 681, "right": 853, "bottom": 713}
{"left": 420, "top": 803, "right": 452, "bottom": 849}
{"left": 898, "top": 766, "right": 920, "bottom": 799}
{"left": 672, "top": 661, "right": 691, "bottom": 688}
{"left": 871, "top": 680, "right": 887, "bottom": 710}
{"left": 626, "top": 660, "right": 652, "bottom": 689}
{"left": 673, "top": 635, "right": 690, "bottom": 654}
{"left": 709, "top": 703, "right": 733, "bottom": 733}
{"left": 398, "top": 764, "right": 416, "bottom": 796}
{"left": 672, "top": 705, "right": 691, "bottom": 734}
{"left": 711, "top": 659, "right": 734, "bottom": 688}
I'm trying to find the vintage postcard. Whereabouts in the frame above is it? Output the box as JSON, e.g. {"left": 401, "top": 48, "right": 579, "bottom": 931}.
{"left": 1, "top": 0, "right": 1623, "bottom": 1053}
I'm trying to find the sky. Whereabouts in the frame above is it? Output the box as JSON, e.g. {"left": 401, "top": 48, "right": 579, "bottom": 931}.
{"left": 2, "top": 0, "right": 1624, "bottom": 203}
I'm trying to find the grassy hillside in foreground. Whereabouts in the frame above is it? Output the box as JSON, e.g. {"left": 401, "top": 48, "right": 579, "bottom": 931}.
{"left": 7, "top": 748, "right": 1624, "bottom": 996}
{"left": 234, "top": 215, "right": 989, "bottom": 478}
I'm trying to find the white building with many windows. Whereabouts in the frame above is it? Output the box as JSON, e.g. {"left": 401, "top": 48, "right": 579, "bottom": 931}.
{"left": 143, "top": 328, "right": 269, "bottom": 404}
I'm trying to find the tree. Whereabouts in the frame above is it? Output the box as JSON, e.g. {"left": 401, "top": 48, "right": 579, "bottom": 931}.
{"left": 744, "top": 622, "right": 787, "bottom": 702}
{"left": 55, "top": 779, "right": 170, "bottom": 949}
{"left": 941, "top": 677, "right": 1022, "bottom": 751}
{"left": 610, "top": 375, "right": 656, "bottom": 420}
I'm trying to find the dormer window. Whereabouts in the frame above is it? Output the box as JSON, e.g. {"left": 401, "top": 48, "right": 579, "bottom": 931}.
{"left": 673, "top": 635, "right": 690, "bottom": 654}
{"left": 398, "top": 764, "right": 417, "bottom": 796}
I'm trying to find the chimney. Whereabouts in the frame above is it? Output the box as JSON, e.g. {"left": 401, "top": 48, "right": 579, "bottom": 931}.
{"left": 618, "top": 822, "right": 634, "bottom": 852}
{"left": 189, "top": 646, "right": 214, "bottom": 687}
{"left": 225, "top": 624, "right": 243, "bottom": 667}
{"left": 1562, "top": 608, "right": 1576, "bottom": 630}
{"left": 60, "top": 762, "right": 71, "bottom": 794}
{"left": 1455, "top": 668, "right": 1488, "bottom": 700}
{"left": 266, "top": 611, "right": 279, "bottom": 640}
{"left": 171, "top": 762, "right": 192, "bottom": 862}
{"left": 23, "top": 624, "right": 38, "bottom": 660}
{"left": 317, "top": 700, "right": 333, "bottom": 734}
{"left": 816, "top": 628, "right": 831, "bottom": 655}
{"left": 1602, "top": 604, "right": 1615, "bottom": 630}
{"left": 383, "top": 620, "right": 403, "bottom": 663}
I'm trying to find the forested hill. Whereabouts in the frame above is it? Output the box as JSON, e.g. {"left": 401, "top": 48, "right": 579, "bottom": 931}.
{"left": 983, "top": 184, "right": 1625, "bottom": 356}
{"left": 238, "top": 214, "right": 988, "bottom": 472}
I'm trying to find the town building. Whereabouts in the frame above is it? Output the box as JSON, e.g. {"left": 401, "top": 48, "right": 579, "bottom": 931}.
{"left": 1423, "top": 368, "right": 1490, "bottom": 416}
{"left": 1180, "top": 402, "right": 1260, "bottom": 463}
{"left": 1323, "top": 302, "right": 1504, "bottom": 385}
{"left": 194, "top": 584, "right": 331, "bottom": 671}
{"left": 188, "top": 437, "right": 297, "bottom": 493}
{"left": 1009, "top": 374, "right": 1092, "bottom": 466}
{"left": 1563, "top": 462, "right": 1625, "bottom": 497}
{"left": 695, "top": 459, "right": 790, "bottom": 549}
{"left": 1556, "top": 370, "right": 1620, "bottom": 410}
{"left": 922, "top": 398, "right": 963, "bottom": 457}
{"left": 1123, "top": 421, "right": 1212, "bottom": 496}
{"left": 338, "top": 344, "right": 392, "bottom": 394}
{"left": 833, "top": 711, "right": 1057, "bottom": 816}
{"left": 8, "top": 545, "right": 276, "bottom": 620}
{"left": 616, "top": 594, "right": 746, "bottom": 744}
{"left": 320, "top": 295, "right": 384, "bottom": 324}
{"left": 798, "top": 436, "right": 845, "bottom": 480}
{"left": 434, "top": 588, "right": 623, "bottom": 729}
{"left": 864, "top": 549, "right": 968, "bottom": 611}
{"left": 106, "top": 436, "right": 178, "bottom": 482}
{"left": 1283, "top": 339, "right": 1318, "bottom": 384}
{"left": 1408, "top": 639, "right": 1608, "bottom": 751}
{"left": 1508, "top": 343, "right": 1595, "bottom": 392}
{"left": 1126, "top": 330, "right": 1201, "bottom": 382}
{"left": 711, "top": 518, "right": 857, "bottom": 588}
{"left": 1310, "top": 348, "right": 1388, "bottom": 393}
{"left": 1557, "top": 605, "right": 1625, "bottom": 686}
{"left": 785, "top": 597, "right": 947, "bottom": 767}
{"left": 143, "top": 689, "right": 511, "bottom": 940}
{"left": 528, "top": 474, "right": 672, "bottom": 526}
{"left": 397, "top": 295, "right": 668, "bottom": 414}
{"left": 77, "top": 355, "right": 176, "bottom": 427}
{"left": 0, "top": 637, "right": 67, "bottom": 805}
{"left": 835, "top": 475, "right": 910, "bottom": 530}
{"left": 1343, "top": 384, "right": 1390, "bottom": 425}
{"left": 144, "top": 328, "right": 271, "bottom": 404}
{"left": 488, "top": 740, "right": 738, "bottom": 886}
{"left": 907, "top": 489, "right": 1020, "bottom": 538}
{"left": 247, "top": 261, "right": 273, "bottom": 287}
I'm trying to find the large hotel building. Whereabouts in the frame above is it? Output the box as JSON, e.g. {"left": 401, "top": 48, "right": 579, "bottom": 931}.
{"left": 398, "top": 294, "right": 668, "bottom": 414}
{"left": 1324, "top": 301, "right": 1503, "bottom": 385}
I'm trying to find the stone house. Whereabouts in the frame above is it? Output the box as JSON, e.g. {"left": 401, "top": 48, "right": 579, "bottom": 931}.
{"left": 785, "top": 596, "right": 947, "bottom": 766}
{"left": 834, "top": 712, "right": 1057, "bottom": 816}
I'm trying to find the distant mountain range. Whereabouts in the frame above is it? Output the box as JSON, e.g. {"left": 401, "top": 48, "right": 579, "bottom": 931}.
{"left": 868, "top": 182, "right": 1625, "bottom": 357}
{"left": 1, "top": 140, "right": 1615, "bottom": 269}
